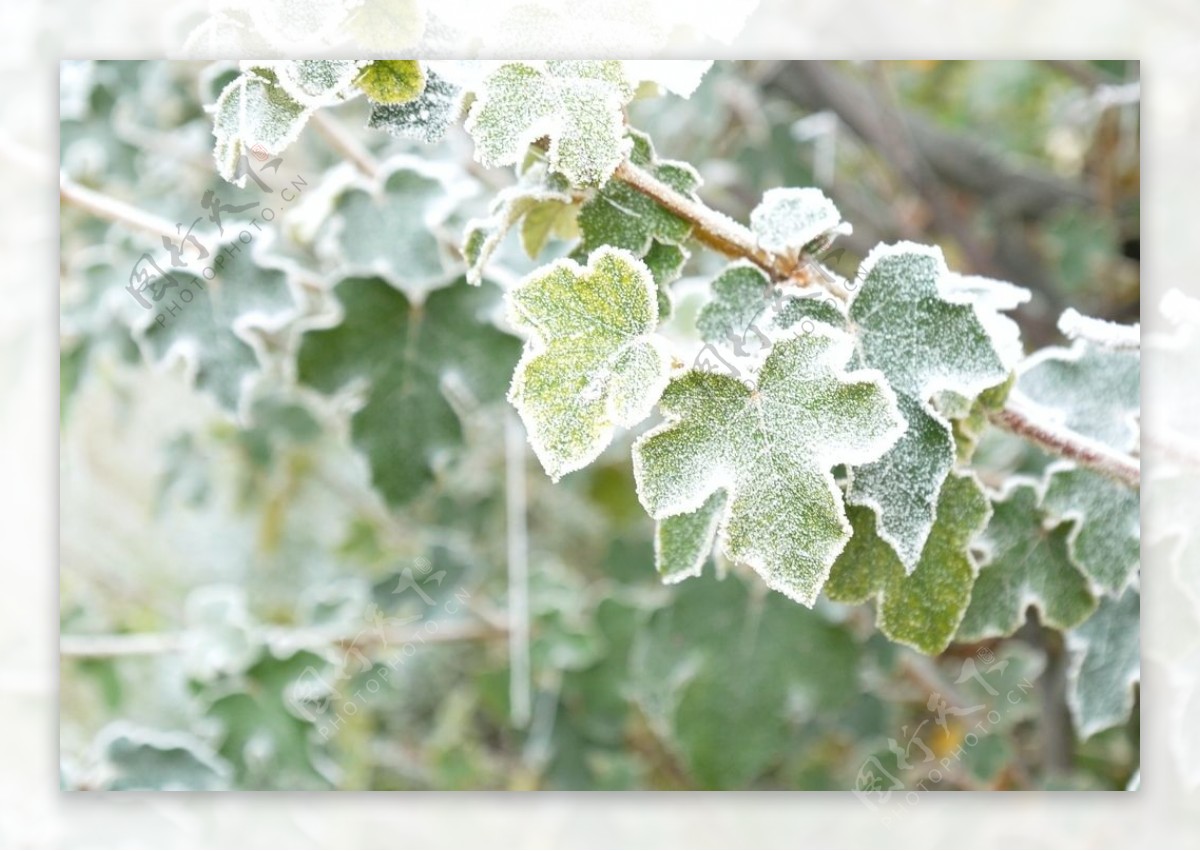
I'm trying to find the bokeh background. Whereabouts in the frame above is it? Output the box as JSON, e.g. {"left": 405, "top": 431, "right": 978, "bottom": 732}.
{"left": 57, "top": 59, "right": 1139, "bottom": 793}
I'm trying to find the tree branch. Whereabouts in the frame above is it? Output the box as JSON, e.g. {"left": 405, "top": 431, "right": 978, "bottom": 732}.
{"left": 990, "top": 401, "right": 1140, "bottom": 488}
{"left": 60, "top": 174, "right": 184, "bottom": 244}
{"left": 613, "top": 159, "right": 847, "bottom": 297}
{"left": 60, "top": 619, "right": 507, "bottom": 659}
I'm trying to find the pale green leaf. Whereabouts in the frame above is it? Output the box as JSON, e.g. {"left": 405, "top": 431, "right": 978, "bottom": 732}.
{"left": 312, "top": 158, "right": 463, "bottom": 301}
{"left": 367, "top": 69, "right": 462, "bottom": 144}
{"left": 826, "top": 471, "right": 991, "bottom": 654}
{"left": 297, "top": 276, "right": 520, "bottom": 506}
{"left": 355, "top": 59, "right": 425, "bottom": 105}
{"left": 137, "top": 239, "right": 299, "bottom": 412}
{"left": 847, "top": 242, "right": 1009, "bottom": 570}
{"left": 211, "top": 69, "right": 311, "bottom": 185}
{"left": 249, "top": 60, "right": 364, "bottom": 107}
{"left": 507, "top": 247, "right": 669, "bottom": 480}
{"left": 1015, "top": 339, "right": 1140, "bottom": 452}
{"left": 957, "top": 480, "right": 1098, "bottom": 641}
{"left": 462, "top": 163, "right": 574, "bottom": 285}
{"left": 750, "top": 187, "right": 848, "bottom": 257}
{"left": 96, "top": 724, "right": 231, "bottom": 791}
{"left": 696, "top": 262, "right": 772, "bottom": 346}
{"left": 464, "top": 60, "right": 634, "bottom": 186}
{"left": 633, "top": 327, "right": 904, "bottom": 605}
{"left": 1042, "top": 463, "right": 1140, "bottom": 595}
{"left": 1066, "top": 587, "right": 1140, "bottom": 739}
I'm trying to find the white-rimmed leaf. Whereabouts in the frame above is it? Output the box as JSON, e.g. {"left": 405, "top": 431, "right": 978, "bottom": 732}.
{"left": 507, "top": 247, "right": 670, "bottom": 480}
{"left": 633, "top": 326, "right": 904, "bottom": 605}
{"left": 1066, "top": 587, "right": 1140, "bottom": 739}
{"left": 1042, "top": 463, "right": 1140, "bottom": 595}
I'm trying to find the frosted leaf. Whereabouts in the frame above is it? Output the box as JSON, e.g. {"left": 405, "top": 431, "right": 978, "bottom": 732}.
{"left": 137, "top": 238, "right": 299, "bottom": 413}
{"left": 312, "top": 157, "right": 463, "bottom": 301}
{"left": 847, "top": 242, "right": 1009, "bottom": 570}
{"left": 462, "top": 163, "right": 574, "bottom": 286}
{"left": 464, "top": 60, "right": 635, "bottom": 186}
{"left": 641, "top": 241, "right": 688, "bottom": 317}
{"left": 1065, "top": 587, "right": 1140, "bottom": 739}
{"left": 297, "top": 276, "right": 520, "bottom": 506}
{"left": 211, "top": 69, "right": 312, "bottom": 186}
{"left": 941, "top": 272, "right": 1031, "bottom": 371}
{"left": 354, "top": 59, "right": 424, "bottom": 105}
{"left": 1058, "top": 307, "right": 1140, "bottom": 350}
{"left": 655, "top": 490, "right": 726, "bottom": 583}
{"left": 957, "top": 480, "right": 1097, "bottom": 641}
{"left": 95, "top": 724, "right": 231, "bottom": 791}
{"left": 622, "top": 60, "right": 713, "bottom": 97}
{"left": 507, "top": 248, "right": 670, "bottom": 480}
{"left": 633, "top": 327, "right": 904, "bottom": 605}
{"left": 696, "top": 261, "right": 772, "bottom": 345}
{"left": 826, "top": 471, "right": 990, "bottom": 655}
{"left": 1015, "top": 339, "right": 1140, "bottom": 452}
{"left": 246, "top": 60, "right": 365, "bottom": 107}
{"left": 750, "top": 187, "right": 849, "bottom": 257}
{"left": 367, "top": 69, "right": 462, "bottom": 144}
{"left": 1041, "top": 463, "right": 1140, "bottom": 595}
{"left": 575, "top": 128, "right": 700, "bottom": 256}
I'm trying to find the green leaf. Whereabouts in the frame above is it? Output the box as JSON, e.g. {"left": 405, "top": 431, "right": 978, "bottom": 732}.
{"left": 575, "top": 128, "right": 700, "bottom": 257}
{"left": 297, "top": 276, "right": 520, "bottom": 506}
{"left": 507, "top": 247, "right": 669, "bottom": 480}
{"left": 957, "top": 480, "right": 1097, "bottom": 641}
{"left": 1015, "top": 340, "right": 1140, "bottom": 452}
{"left": 846, "top": 242, "right": 1009, "bottom": 570}
{"left": 252, "top": 60, "right": 364, "bottom": 107}
{"left": 464, "top": 61, "right": 634, "bottom": 186}
{"left": 750, "top": 187, "right": 847, "bottom": 256}
{"left": 204, "top": 649, "right": 334, "bottom": 790}
{"left": 630, "top": 575, "right": 861, "bottom": 788}
{"left": 313, "top": 158, "right": 463, "bottom": 301}
{"left": 1042, "top": 463, "right": 1140, "bottom": 595}
{"left": 656, "top": 490, "right": 727, "bottom": 582}
{"left": 633, "top": 327, "right": 904, "bottom": 605}
{"left": 211, "top": 69, "right": 311, "bottom": 185}
{"left": 96, "top": 724, "right": 231, "bottom": 791}
{"left": 696, "top": 262, "right": 772, "bottom": 346}
{"left": 367, "top": 69, "right": 462, "bottom": 144}
{"left": 826, "top": 471, "right": 991, "bottom": 654}
{"left": 1066, "top": 587, "right": 1140, "bottom": 739}
{"left": 462, "top": 163, "right": 574, "bottom": 285}
{"left": 137, "top": 240, "right": 299, "bottom": 412}
{"left": 355, "top": 59, "right": 425, "bottom": 105}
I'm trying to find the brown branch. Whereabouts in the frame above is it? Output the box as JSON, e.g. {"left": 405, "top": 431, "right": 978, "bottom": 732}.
{"left": 613, "top": 159, "right": 846, "bottom": 297}
{"left": 990, "top": 402, "right": 1140, "bottom": 488}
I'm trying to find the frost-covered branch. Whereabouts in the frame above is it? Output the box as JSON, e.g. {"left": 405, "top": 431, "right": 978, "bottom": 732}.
{"left": 60, "top": 619, "right": 507, "bottom": 659}
{"left": 613, "top": 159, "right": 847, "bottom": 297}
{"left": 308, "top": 109, "right": 381, "bottom": 179}
{"left": 60, "top": 174, "right": 183, "bottom": 244}
{"left": 990, "top": 402, "right": 1140, "bottom": 488}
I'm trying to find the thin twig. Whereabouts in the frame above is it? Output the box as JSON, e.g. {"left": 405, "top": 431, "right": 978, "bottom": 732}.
{"left": 990, "top": 401, "right": 1140, "bottom": 488}
{"left": 60, "top": 174, "right": 184, "bottom": 244}
{"left": 613, "top": 159, "right": 845, "bottom": 297}
{"left": 308, "top": 110, "right": 381, "bottom": 180}
{"left": 60, "top": 619, "right": 506, "bottom": 659}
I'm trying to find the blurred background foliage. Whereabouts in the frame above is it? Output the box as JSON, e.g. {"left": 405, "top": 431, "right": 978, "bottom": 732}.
{"left": 60, "top": 60, "right": 1138, "bottom": 791}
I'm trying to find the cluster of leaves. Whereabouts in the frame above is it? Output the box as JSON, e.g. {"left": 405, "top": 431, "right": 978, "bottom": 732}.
{"left": 59, "top": 60, "right": 1139, "bottom": 790}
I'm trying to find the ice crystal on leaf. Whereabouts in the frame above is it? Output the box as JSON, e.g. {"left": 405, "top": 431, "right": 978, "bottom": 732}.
{"left": 464, "top": 61, "right": 635, "bottom": 187}
{"left": 633, "top": 326, "right": 904, "bottom": 605}
{"left": 846, "top": 242, "right": 1009, "bottom": 571}
{"left": 211, "top": 69, "right": 312, "bottom": 186}
{"left": 507, "top": 247, "right": 671, "bottom": 481}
